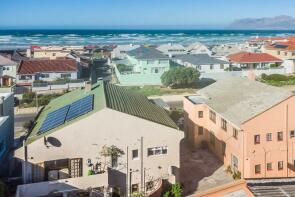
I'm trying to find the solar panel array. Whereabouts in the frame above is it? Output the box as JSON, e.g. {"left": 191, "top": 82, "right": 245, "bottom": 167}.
{"left": 38, "top": 94, "right": 94, "bottom": 134}
{"left": 66, "top": 94, "right": 94, "bottom": 121}
{"left": 275, "top": 44, "right": 288, "bottom": 49}
{"left": 38, "top": 105, "right": 70, "bottom": 134}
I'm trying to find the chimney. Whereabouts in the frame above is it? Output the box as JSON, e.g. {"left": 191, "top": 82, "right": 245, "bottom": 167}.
{"left": 0, "top": 96, "right": 5, "bottom": 116}
{"left": 85, "top": 81, "right": 92, "bottom": 92}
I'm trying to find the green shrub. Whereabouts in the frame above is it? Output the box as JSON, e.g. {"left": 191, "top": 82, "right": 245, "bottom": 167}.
{"left": 161, "top": 67, "right": 200, "bottom": 88}
{"left": 163, "top": 183, "right": 182, "bottom": 197}
{"left": 226, "top": 165, "right": 232, "bottom": 174}
{"left": 117, "top": 64, "right": 132, "bottom": 73}
{"left": 270, "top": 63, "right": 278, "bottom": 68}
{"left": 264, "top": 74, "right": 288, "bottom": 81}
{"left": 232, "top": 171, "right": 241, "bottom": 180}
{"left": 87, "top": 170, "right": 94, "bottom": 176}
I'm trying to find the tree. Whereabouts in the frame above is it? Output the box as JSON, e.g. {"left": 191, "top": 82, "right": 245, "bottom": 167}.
{"left": 161, "top": 67, "right": 199, "bottom": 88}
{"left": 163, "top": 183, "right": 182, "bottom": 197}
{"left": 100, "top": 145, "right": 125, "bottom": 170}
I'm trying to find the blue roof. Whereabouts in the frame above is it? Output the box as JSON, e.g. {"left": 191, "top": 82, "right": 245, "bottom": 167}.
{"left": 127, "top": 46, "right": 168, "bottom": 60}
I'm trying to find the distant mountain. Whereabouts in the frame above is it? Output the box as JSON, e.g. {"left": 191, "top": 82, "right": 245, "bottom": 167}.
{"left": 229, "top": 15, "right": 295, "bottom": 30}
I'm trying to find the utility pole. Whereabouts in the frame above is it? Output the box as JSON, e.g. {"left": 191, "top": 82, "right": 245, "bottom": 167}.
{"left": 126, "top": 146, "right": 129, "bottom": 197}
{"left": 140, "top": 137, "right": 144, "bottom": 192}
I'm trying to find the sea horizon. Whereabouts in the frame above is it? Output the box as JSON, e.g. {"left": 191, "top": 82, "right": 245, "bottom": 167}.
{"left": 1, "top": 29, "right": 295, "bottom": 50}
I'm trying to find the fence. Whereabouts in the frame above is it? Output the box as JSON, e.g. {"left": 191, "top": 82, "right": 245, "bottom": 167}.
{"left": 32, "top": 80, "right": 85, "bottom": 92}
{"left": 201, "top": 68, "right": 287, "bottom": 80}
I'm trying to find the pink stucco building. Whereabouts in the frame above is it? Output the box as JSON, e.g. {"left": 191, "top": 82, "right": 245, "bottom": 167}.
{"left": 184, "top": 77, "right": 295, "bottom": 179}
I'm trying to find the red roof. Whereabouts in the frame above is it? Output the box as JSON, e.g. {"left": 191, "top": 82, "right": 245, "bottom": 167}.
{"left": 288, "top": 36, "right": 295, "bottom": 42}
{"left": 227, "top": 52, "right": 282, "bottom": 63}
{"left": 249, "top": 37, "right": 285, "bottom": 42}
{"left": 18, "top": 59, "right": 77, "bottom": 75}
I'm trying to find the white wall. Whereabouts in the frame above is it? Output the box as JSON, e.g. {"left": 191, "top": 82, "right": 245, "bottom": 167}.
{"left": 16, "top": 108, "right": 183, "bottom": 192}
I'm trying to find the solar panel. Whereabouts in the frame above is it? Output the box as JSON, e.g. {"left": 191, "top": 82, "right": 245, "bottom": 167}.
{"left": 275, "top": 44, "right": 288, "bottom": 49}
{"left": 66, "top": 94, "right": 94, "bottom": 121}
{"left": 38, "top": 105, "right": 70, "bottom": 134}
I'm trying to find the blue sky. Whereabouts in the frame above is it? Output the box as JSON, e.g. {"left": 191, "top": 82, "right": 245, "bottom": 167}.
{"left": 1, "top": 0, "right": 295, "bottom": 29}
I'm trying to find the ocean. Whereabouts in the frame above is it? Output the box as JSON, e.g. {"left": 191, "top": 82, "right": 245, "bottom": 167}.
{"left": 0, "top": 29, "right": 295, "bottom": 49}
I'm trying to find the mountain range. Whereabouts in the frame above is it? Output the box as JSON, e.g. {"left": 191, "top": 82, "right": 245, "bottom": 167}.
{"left": 229, "top": 15, "right": 295, "bottom": 30}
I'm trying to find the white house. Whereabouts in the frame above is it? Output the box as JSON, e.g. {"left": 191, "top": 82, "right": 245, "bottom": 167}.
{"left": 156, "top": 43, "right": 187, "bottom": 56}
{"left": 15, "top": 82, "right": 183, "bottom": 196}
{"left": 16, "top": 59, "right": 80, "bottom": 86}
{"left": 0, "top": 55, "right": 18, "bottom": 87}
{"left": 111, "top": 44, "right": 140, "bottom": 59}
{"left": 173, "top": 54, "right": 230, "bottom": 73}
{"left": 186, "top": 42, "right": 211, "bottom": 55}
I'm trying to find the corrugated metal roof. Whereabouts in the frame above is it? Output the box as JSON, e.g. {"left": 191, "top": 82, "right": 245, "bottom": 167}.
{"left": 127, "top": 46, "right": 168, "bottom": 60}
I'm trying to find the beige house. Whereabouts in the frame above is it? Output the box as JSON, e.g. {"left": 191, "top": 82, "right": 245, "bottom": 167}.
{"left": 184, "top": 77, "right": 295, "bottom": 179}
{"left": 15, "top": 82, "right": 183, "bottom": 196}
{"left": 27, "top": 46, "right": 85, "bottom": 60}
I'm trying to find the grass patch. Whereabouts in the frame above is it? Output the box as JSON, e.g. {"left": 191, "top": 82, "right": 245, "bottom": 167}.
{"left": 125, "top": 86, "right": 196, "bottom": 97}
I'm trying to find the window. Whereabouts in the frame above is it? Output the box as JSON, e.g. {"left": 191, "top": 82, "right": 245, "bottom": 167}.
{"left": 61, "top": 73, "right": 71, "bottom": 78}
{"left": 220, "top": 64, "right": 224, "bottom": 69}
{"left": 267, "top": 163, "right": 272, "bottom": 171}
{"left": 292, "top": 52, "right": 295, "bottom": 56}
{"left": 290, "top": 130, "right": 295, "bottom": 138}
{"left": 147, "top": 146, "right": 167, "bottom": 156}
{"left": 52, "top": 53, "right": 56, "bottom": 56}
{"left": 266, "top": 133, "right": 272, "bottom": 141}
{"left": 233, "top": 128, "right": 238, "bottom": 139}
{"left": 221, "top": 118, "right": 227, "bottom": 131}
{"left": 277, "top": 132, "right": 283, "bottom": 141}
{"left": 41, "top": 73, "right": 50, "bottom": 78}
{"left": 210, "top": 132, "right": 215, "bottom": 146}
{"left": 198, "top": 127, "right": 204, "bottom": 135}
{"left": 198, "top": 111, "right": 203, "bottom": 118}
{"left": 254, "top": 135, "right": 260, "bottom": 144}
{"left": 131, "top": 184, "right": 139, "bottom": 193}
{"left": 277, "top": 51, "right": 281, "bottom": 55}
{"left": 293, "top": 160, "right": 295, "bottom": 167}
{"left": 255, "top": 164, "right": 261, "bottom": 174}
{"left": 132, "top": 149, "right": 139, "bottom": 160}
{"left": 0, "top": 141, "right": 5, "bottom": 156}
{"left": 285, "top": 52, "right": 288, "bottom": 56}
{"left": 209, "top": 110, "right": 216, "bottom": 123}
{"left": 278, "top": 161, "right": 283, "bottom": 170}
{"left": 210, "top": 64, "right": 214, "bottom": 70}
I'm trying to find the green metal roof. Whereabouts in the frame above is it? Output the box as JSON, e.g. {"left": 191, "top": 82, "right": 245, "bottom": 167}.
{"left": 26, "top": 82, "right": 177, "bottom": 144}
{"left": 104, "top": 83, "right": 178, "bottom": 129}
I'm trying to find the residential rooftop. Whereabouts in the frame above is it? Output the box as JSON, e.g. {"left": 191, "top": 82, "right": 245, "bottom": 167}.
{"left": 174, "top": 54, "right": 228, "bottom": 65}
{"left": 127, "top": 46, "right": 168, "bottom": 60}
{"left": 18, "top": 59, "right": 77, "bottom": 75}
{"left": 190, "top": 77, "right": 293, "bottom": 127}
{"left": 227, "top": 52, "right": 282, "bottom": 63}
{"left": 0, "top": 55, "right": 16, "bottom": 65}
{"left": 26, "top": 82, "right": 178, "bottom": 144}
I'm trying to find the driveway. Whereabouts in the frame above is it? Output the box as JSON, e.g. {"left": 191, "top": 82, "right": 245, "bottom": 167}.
{"left": 179, "top": 143, "right": 234, "bottom": 196}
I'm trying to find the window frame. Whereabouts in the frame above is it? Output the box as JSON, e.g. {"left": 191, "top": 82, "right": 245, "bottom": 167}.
{"left": 255, "top": 164, "right": 261, "bottom": 174}
{"left": 132, "top": 149, "right": 139, "bottom": 160}
{"left": 278, "top": 161, "right": 284, "bottom": 170}
{"left": 198, "top": 126, "right": 204, "bottom": 135}
{"left": 198, "top": 111, "right": 203, "bottom": 118}
{"left": 209, "top": 110, "right": 216, "bottom": 123}
{"left": 233, "top": 128, "right": 238, "bottom": 139}
{"left": 277, "top": 132, "right": 283, "bottom": 141}
{"left": 267, "top": 162, "right": 272, "bottom": 171}
{"left": 221, "top": 118, "right": 227, "bottom": 131}
{"left": 254, "top": 135, "right": 260, "bottom": 144}
{"left": 266, "top": 133, "right": 272, "bottom": 141}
